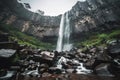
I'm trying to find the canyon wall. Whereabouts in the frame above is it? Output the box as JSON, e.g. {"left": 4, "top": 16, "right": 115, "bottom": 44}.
{"left": 69, "top": 0, "right": 120, "bottom": 40}
{"left": 0, "top": 0, "right": 61, "bottom": 41}
{"left": 0, "top": 0, "right": 120, "bottom": 41}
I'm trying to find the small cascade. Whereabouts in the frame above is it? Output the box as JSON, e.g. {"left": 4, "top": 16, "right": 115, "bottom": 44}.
{"left": 56, "top": 56, "right": 92, "bottom": 74}
{"left": 56, "top": 12, "right": 72, "bottom": 52}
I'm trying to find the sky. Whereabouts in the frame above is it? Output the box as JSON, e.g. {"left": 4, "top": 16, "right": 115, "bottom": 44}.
{"left": 19, "top": 0, "right": 86, "bottom": 16}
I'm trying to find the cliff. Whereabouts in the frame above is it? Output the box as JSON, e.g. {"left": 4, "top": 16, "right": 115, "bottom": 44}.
{"left": 0, "top": 0, "right": 61, "bottom": 41}
{"left": 69, "top": 0, "right": 120, "bottom": 40}
{"left": 0, "top": 0, "right": 120, "bottom": 42}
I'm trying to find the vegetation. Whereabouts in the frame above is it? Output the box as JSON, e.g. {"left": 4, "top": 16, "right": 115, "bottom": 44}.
{"left": 0, "top": 23, "right": 56, "bottom": 50}
{"left": 75, "top": 29, "right": 120, "bottom": 47}
{"left": 0, "top": 22, "right": 120, "bottom": 50}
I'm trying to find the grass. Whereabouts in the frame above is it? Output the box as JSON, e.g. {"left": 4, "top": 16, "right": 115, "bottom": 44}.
{"left": 1, "top": 22, "right": 120, "bottom": 50}
{"left": 75, "top": 29, "right": 120, "bottom": 47}
{"left": 0, "top": 23, "right": 56, "bottom": 50}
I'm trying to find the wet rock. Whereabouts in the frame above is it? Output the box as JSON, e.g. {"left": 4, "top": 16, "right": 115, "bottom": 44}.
{"left": 10, "top": 66, "right": 21, "bottom": 71}
{"left": 42, "top": 72, "right": 52, "bottom": 77}
{"left": 19, "top": 60, "right": 29, "bottom": 68}
{"left": 0, "top": 41, "right": 19, "bottom": 49}
{"left": 84, "top": 58, "right": 95, "bottom": 69}
{"left": 108, "top": 57, "right": 120, "bottom": 76}
{"left": 28, "top": 64, "right": 37, "bottom": 70}
{"left": 0, "top": 49, "right": 17, "bottom": 67}
{"left": 22, "top": 69, "right": 39, "bottom": 77}
{"left": 38, "top": 68, "right": 47, "bottom": 74}
{"left": 0, "top": 69, "right": 7, "bottom": 77}
{"left": 38, "top": 64, "right": 49, "bottom": 74}
{"left": 48, "top": 67, "right": 62, "bottom": 74}
{"left": 108, "top": 42, "right": 120, "bottom": 58}
{"left": 95, "top": 52, "right": 111, "bottom": 62}
{"left": 0, "top": 49, "right": 16, "bottom": 58}
{"left": 94, "top": 63, "right": 114, "bottom": 76}
{"left": 41, "top": 51, "right": 55, "bottom": 61}
{"left": 66, "top": 69, "right": 74, "bottom": 73}
{"left": 0, "top": 32, "right": 9, "bottom": 42}
{"left": 40, "top": 64, "right": 49, "bottom": 68}
{"left": 0, "top": 71, "right": 16, "bottom": 80}
{"left": 37, "top": 51, "right": 55, "bottom": 66}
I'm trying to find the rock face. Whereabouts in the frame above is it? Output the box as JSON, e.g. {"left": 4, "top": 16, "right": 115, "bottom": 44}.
{"left": 0, "top": 0, "right": 61, "bottom": 40}
{"left": 69, "top": 0, "right": 120, "bottom": 40}
{"left": 0, "top": 0, "right": 120, "bottom": 41}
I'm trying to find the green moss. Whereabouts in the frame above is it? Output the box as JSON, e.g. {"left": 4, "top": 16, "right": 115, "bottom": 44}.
{"left": 108, "top": 30, "right": 120, "bottom": 39}
{"left": 76, "top": 29, "right": 120, "bottom": 47}
{"left": 0, "top": 23, "right": 56, "bottom": 50}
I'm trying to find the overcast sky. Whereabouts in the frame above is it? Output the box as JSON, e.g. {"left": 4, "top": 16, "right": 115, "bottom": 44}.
{"left": 19, "top": 0, "right": 86, "bottom": 16}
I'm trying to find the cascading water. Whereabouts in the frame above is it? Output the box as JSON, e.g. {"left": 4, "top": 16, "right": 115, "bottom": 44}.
{"left": 56, "top": 12, "right": 91, "bottom": 74}
{"left": 56, "top": 14, "right": 65, "bottom": 52}
{"left": 56, "top": 12, "right": 72, "bottom": 52}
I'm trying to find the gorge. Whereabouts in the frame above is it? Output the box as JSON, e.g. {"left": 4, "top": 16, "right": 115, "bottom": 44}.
{"left": 0, "top": 0, "right": 120, "bottom": 80}
{"left": 0, "top": 0, "right": 120, "bottom": 49}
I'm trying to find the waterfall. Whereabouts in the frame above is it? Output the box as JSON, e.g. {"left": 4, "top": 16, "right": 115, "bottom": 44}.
{"left": 56, "top": 12, "right": 72, "bottom": 52}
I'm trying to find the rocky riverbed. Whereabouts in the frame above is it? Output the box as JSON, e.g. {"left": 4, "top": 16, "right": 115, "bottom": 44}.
{"left": 0, "top": 32, "right": 120, "bottom": 80}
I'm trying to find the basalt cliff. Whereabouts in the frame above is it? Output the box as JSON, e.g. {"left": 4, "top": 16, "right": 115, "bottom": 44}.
{"left": 0, "top": 0, "right": 120, "bottom": 42}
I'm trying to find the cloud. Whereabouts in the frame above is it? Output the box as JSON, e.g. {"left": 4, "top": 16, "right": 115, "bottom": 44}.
{"left": 20, "top": 0, "right": 86, "bottom": 16}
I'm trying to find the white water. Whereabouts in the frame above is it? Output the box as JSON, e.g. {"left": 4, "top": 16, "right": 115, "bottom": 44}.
{"left": 56, "top": 57, "right": 92, "bottom": 74}
{"left": 56, "top": 12, "right": 91, "bottom": 74}
{"left": 56, "top": 12, "right": 72, "bottom": 52}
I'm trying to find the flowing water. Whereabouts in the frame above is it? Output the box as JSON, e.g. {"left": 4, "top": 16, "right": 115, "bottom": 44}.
{"left": 56, "top": 12, "right": 72, "bottom": 52}
{"left": 56, "top": 12, "right": 91, "bottom": 74}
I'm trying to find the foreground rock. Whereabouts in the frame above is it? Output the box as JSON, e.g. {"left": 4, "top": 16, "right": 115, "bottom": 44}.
{"left": 0, "top": 49, "right": 17, "bottom": 67}
{"left": 0, "top": 32, "right": 120, "bottom": 80}
{"left": 16, "top": 74, "right": 120, "bottom": 80}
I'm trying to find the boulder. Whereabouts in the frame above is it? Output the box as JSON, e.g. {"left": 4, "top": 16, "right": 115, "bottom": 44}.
{"left": 41, "top": 51, "right": 55, "bottom": 61}
{"left": 66, "top": 69, "right": 74, "bottom": 73}
{"left": 0, "top": 69, "right": 7, "bottom": 77}
{"left": 108, "top": 56, "right": 120, "bottom": 76}
{"left": 0, "top": 42, "right": 19, "bottom": 49}
{"left": 0, "top": 49, "right": 16, "bottom": 58}
{"left": 48, "top": 67, "right": 62, "bottom": 74}
{"left": 108, "top": 42, "right": 120, "bottom": 58}
{"left": 0, "top": 71, "right": 16, "bottom": 80}
{"left": 0, "top": 49, "right": 16, "bottom": 67}
{"left": 94, "top": 63, "right": 114, "bottom": 76}
{"left": 0, "top": 32, "right": 10, "bottom": 42}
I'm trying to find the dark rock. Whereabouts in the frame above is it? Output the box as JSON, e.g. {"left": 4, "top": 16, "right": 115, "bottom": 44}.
{"left": 28, "top": 64, "right": 37, "bottom": 70}
{"left": 48, "top": 67, "right": 62, "bottom": 74}
{"left": 108, "top": 42, "right": 120, "bottom": 58}
{"left": 0, "top": 49, "right": 16, "bottom": 58}
{"left": 38, "top": 68, "right": 47, "bottom": 74}
{"left": 41, "top": 51, "right": 55, "bottom": 61}
{"left": 10, "top": 66, "right": 21, "bottom": 71}
{"left": 0, "top": 49, "right": 17, "bottom": 67}
{"left": 0, "top": 32, "right": 10, "bottom": 42}
{"left": 0, "top": 42, "right": 19, "bottom": 49}
{"left": 66, "top": 69, "right": 74, "bottom": 73}
{"left": 108, "top": 56, "right": 120, "bottom": 76}
{"left": 22, "top": 70, "right": 39, "bottom": 77}
{"left": 0, "top": 69, "right": 7, "bottom": 77}
{"left": 84, "top": 53, "right": 111, "bottom": 70}
{"left": 40, "top": 64, "right": 49, "bottom": 68}
{"left": 84, "top": 58, "right": 95, "bottom": 69}
{"left": 19, "top": 60, "right": 29, "bottom": 68}
{"left": 42, "top": 72, "right": 52, "bottom": 77}
{"left": 0, "top": 71, "right": 16, "bottom": 80}
{"left": 94, "top": 63, "right": 114, "bottom": 76}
